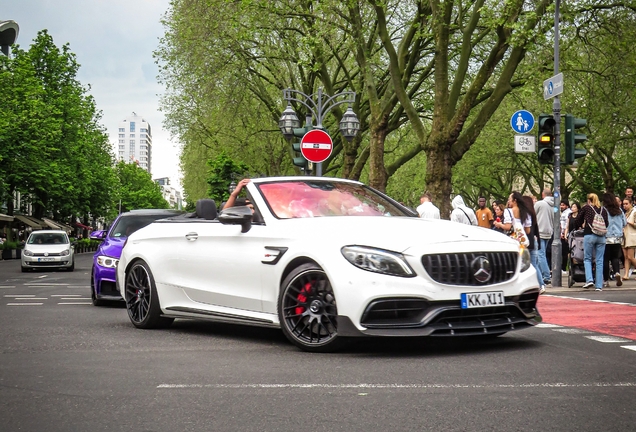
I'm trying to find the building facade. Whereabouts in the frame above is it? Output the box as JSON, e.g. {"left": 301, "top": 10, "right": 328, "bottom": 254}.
{"left": 154, "top": 177, "right": 183, "bottom": 209}
{"left": 117, "top": 113, "right": 152, "bottom": 173}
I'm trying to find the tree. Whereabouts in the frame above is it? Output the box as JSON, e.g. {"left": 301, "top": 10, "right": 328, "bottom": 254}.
{"left": 114, "top": 161, "right": 168, "bottom": 212}
{"left": 205, "top": 152, "right": 250, "bottom": 205}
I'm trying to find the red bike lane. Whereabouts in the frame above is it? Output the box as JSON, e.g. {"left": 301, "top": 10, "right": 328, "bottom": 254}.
{"left": 538, "top": 295, "right": 636, "bottom": 341}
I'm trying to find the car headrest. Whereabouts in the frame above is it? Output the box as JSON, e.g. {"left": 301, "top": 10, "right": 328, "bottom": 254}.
{"left": 196, "top": 199, "right": 217, "bottom": 220}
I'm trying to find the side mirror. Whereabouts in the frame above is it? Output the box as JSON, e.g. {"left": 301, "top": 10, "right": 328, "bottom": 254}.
{"left": 89, "top": 230, "right": 106, "bottom": 240}
{"left": 218, "top": 206, "right": 253, "bottom": 233}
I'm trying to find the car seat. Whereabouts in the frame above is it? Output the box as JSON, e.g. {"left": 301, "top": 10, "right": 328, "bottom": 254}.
{"left": 196, "top": 199, "right": 217, "bottom": 220}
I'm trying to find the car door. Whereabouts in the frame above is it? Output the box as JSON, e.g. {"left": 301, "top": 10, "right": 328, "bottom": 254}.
{"left": 176, "top": 220, "right": 265, "bottom": 312}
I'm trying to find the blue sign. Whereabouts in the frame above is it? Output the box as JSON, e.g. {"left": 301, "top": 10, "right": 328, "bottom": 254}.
{"left": 510, "top": 110, "right": 535, "bottom": 134}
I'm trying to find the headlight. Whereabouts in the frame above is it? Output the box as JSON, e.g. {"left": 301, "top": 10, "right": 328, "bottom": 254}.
{"left": 23, "top": 249, "right": 34, "bottom": 256}
{"left": 519, "top": 246, "right": 532, "bottom": 272}
{"left": 97, "top": 255, "right": 119, "bottom": 268}
{"left": 60, "top": 249, "right": 70, "bottom": 256}
{"left": 341, "top": 245, "right": 415, "bottom": 277}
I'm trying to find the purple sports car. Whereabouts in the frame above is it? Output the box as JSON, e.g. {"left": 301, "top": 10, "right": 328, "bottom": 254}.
{"left": 91, "top": 209, "right": 183, "bottom": 306}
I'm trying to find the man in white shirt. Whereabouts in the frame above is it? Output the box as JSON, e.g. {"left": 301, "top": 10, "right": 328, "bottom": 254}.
{"left": 559, "top": 199, "right": 572, "bottom": 273}
{"left": 416, "top": 192, "right": 440, "bottom": 219}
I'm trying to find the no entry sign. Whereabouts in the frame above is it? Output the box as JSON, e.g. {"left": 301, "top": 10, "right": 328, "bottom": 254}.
{"left": 300, "top": 129, "right": 332, "bottom": 164}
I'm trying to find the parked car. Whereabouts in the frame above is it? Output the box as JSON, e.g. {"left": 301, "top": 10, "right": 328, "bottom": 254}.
{"left": 91, "top": 209, "right": 184, "bottom": 306}
{"left": 21, "top": 230, "right": 75, "bottom": 272}
{"left": 117, "top": 177, "right": 541, "bottom": 352}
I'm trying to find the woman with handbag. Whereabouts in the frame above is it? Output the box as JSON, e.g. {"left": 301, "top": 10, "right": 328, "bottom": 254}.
{"left": 622, "top": 198, "right": 636, "bottom": 279}
{"left": 602, "top": 193, "right": 626, "bottom": 287}
{"left": 493, "top": 192, "right": 545, "bottom": 294}
{"left": 573, "top": 193, "right": 609, "bottom": 291}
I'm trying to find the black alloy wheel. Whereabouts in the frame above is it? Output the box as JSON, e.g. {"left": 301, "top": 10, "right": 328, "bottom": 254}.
{"left": 124, "top": 260, "right": 173, "bottom": 329}
{"left": 278, "top": 263, "right": 344, "bottom": 352}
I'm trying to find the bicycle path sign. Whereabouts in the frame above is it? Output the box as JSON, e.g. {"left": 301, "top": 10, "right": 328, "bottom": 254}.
{"left": 510, "top": 110, "right": 535, "bottom": 134}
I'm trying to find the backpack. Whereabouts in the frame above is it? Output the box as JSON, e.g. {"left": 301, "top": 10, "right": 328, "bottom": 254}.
{"left": 591, "top": 206, "right": 607, "bottom": 236}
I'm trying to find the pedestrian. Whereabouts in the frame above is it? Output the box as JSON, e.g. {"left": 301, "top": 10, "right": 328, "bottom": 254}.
{"left": 475, "top": 196, "right": 494, "bottom": 228}
{"left": 602, "top": 193, "right": 626, "bottom": 288}
{"left": 560, "top": 199, "right": 571, "bottom": 273}
{"left": 573, "top": 193, "right": 609, "bottom": 290}
{"left": 625, "top": 187, "right": 634, "bottom": 204}
{"left": 492, "top": 203, "right": 510, "bottom": 234}
{"left": 416, "top": 192, "right": 440, "bottom": 220}
{"left": 622, "top": 198, "right": 636, "bottom": 279}
{"left": 450, "top": 195, "right": 478, "bottom": 225}
{"left": 564, "top": 202, "right": 580, "bottom": 239}
{"left": 534, "top": 188, "right": 554, "bottom": 285}
{"left": 520, "top": 196, "right": 547, "bottom": 294}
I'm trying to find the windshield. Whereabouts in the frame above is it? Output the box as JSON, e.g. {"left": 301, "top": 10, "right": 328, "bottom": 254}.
{"left": 257, "top": 181, "right": 411, "bottom": 219}
{"left": 110, "top": 214, "right": 170, "bottom": 238}
{"left": 28, "top": 232, "right": 69, "bottom": 245}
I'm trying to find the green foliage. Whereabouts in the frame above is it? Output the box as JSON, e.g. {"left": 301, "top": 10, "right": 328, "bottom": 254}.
{"left": 0, "top": 30, "right": 117, "bottom": 222}
{"left": 205, "top": 153, "right": 250, "bottom": 204}
{"left": 114, "top": 161, "right": 169, "bottom": 212}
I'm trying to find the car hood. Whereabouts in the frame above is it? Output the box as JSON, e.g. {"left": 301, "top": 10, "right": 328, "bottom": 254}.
{"left": 25, "top": 244, "right": 71, "bottom": 253}
{"left": 97, "top": 236, "right": 126, "bottom": 258}
{"left": 279, "top": 216, "right": 518, "bottom": 254}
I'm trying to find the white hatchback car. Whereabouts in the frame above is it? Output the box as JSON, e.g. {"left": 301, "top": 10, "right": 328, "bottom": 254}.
{"left": 21, "top": 230, "right": 75, "bottom": 272}
{"left": 117, "top": 177, "right": 541, "bottom": 352}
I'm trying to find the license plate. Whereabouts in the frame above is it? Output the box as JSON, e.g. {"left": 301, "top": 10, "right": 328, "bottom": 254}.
{"left": 38, "top": 258, "right": 55, "bottom": 262}
{"left": 461, "top": 291, "right": 505, "bottom": 309}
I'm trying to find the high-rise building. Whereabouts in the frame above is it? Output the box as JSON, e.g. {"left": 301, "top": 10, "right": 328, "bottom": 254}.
{"left": 116, "top": 113, "right": 152, "bottom": 173}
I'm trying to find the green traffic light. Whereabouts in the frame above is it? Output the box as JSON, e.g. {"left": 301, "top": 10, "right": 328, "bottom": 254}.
{"left": 564, "top": 114, "right": 588, "bottom": 165}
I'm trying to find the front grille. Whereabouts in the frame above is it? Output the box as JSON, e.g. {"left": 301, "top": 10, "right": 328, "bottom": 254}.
{"left": 421, "top": 252, "right": 517, "bottom": 286}
{"left": 33, "top": 252, "right": 62, "bottom": 257}
{"left": 426, "top": 305, "right": 531, "bottom": 336}
{"left": 26, "top": 261, "right": 67, "bottom": 266}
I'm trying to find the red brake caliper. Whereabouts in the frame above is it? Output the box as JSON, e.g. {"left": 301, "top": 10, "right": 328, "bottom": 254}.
{"left": 295, "top": 282, "right": 312, "bottom": 315}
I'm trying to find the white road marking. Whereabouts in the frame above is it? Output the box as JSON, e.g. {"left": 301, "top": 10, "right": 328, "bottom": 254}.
{"left": 51, "top": 294, "right": 81, "bottom": 297}
{"left": 24, "top": 283, "right": 68, "bottom": 286}
{"left": 535, "top": 323, "right": 562, "bottom": 328}
{"left": 4, "top": 294, "right": 35, "bottom": 297}
{"left": 14, "top": 297, "right": 47, "bottom": 300}
{"left": 543, "top": 295, "right": 636, "bottom": 307}
{"left": 585, "top": 335, "right": 633, "bottom": 343}
{"left": 57, "top": 302, "right": 91, "bottom": 305}
{"left": 621, "top": 346, "right": 636, "bottom": 352}
{"left": 38, "top": 275, "right": 47, "bottom": 279}
{"left": 60, "top": 297, "right": 90, "bottom": 300}
{"left": 0, "top": 286, "right": 17, "bottom": 289}
{"left": 157, "top": 382, "right": 636, "bottom": 390}
{"left": 7, "top": 303, "right": 43, "bottom": 306}
{"left": 552, "top": 329, "right": 591, "bottom": 334}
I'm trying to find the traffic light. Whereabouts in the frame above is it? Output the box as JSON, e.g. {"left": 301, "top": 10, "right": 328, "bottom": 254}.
{"left": 291, "top": 126, "right": 310, "bottom": 172}
{"left": 564, "top": 114, "right": 588, "bottom": 165}
{"left": 537, "top": 114, "right": 556, "bottom": 164}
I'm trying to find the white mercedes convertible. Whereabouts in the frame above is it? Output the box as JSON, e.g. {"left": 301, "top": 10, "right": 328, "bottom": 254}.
{"left": 117, "top": 177, "right": 541, "bottom": 352}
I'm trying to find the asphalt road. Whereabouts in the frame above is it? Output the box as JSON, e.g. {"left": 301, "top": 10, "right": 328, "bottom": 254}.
{"left": 1, "top": 253, "right": 636, "bottom": 432}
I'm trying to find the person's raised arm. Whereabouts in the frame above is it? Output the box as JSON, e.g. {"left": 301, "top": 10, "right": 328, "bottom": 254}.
{"left": 223, "top": 179, "right": 251, "bottom": 209}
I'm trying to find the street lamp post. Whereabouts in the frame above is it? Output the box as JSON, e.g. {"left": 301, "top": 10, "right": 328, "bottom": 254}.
{"left": 278, "top": 88, "right": 360, "bottom": 176}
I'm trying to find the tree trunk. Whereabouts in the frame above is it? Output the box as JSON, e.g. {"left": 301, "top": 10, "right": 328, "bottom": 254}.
{"left": 425, "top": 142, "right": 454, "bottom": 220}
{"left": 367, "top": 120, "right": 389, "bottom": 192}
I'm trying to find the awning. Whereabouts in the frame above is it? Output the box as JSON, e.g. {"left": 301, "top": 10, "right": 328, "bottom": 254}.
{"left": 14, "top": 215, "right": 43, "bottom": 229}
{"left": 0, "top": 213, "right": 13, "bottom": 223}
{"left": 42, "top": 217, "right": 65, "bottom": 230}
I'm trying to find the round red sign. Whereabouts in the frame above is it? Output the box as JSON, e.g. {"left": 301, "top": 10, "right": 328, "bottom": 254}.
{"left": 300, "top": 129, "right": 333, "bottom": 164}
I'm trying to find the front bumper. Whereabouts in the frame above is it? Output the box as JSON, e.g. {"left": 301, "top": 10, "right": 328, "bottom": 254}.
{"left": 22, "top": 256, "right": 73, "bottom": 269}
{"left": 94, "top": 265, "right": 122, "bottom": 300}
{"left": 336, "top": 288, "right": 541, "bottom": 337}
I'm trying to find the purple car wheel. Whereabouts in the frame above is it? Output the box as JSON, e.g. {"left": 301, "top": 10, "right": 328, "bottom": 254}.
{"left": 124, "top": 261, "right": 173, "bottom": 329}
{"left": 278, "top": 263, "right": 344, "bottom": 352}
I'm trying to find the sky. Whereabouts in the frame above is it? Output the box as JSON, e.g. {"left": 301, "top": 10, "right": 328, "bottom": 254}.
{"left": 2, "top": 0, "right": 181, "bottom": 189}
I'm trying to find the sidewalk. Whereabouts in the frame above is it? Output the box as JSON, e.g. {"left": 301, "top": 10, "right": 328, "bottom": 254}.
{"left": 546, "top": 271, "right": 636, "bottom": 293}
